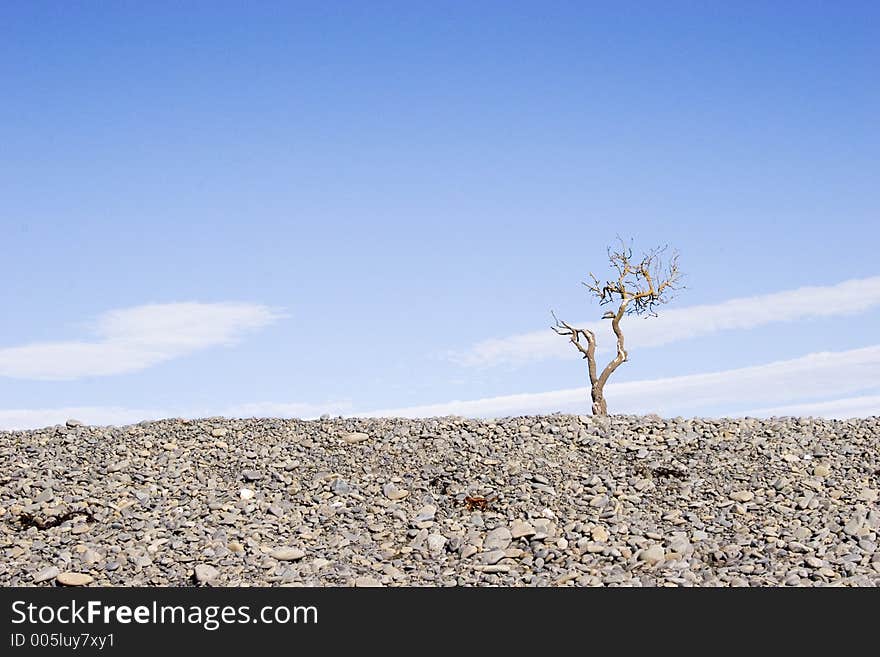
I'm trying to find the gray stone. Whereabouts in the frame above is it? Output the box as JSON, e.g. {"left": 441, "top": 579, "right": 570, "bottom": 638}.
{"left": 510, "top": 519, "right": 536, "bottom": 539}
{"left": 414, "top": 505, "right": 437, "bottom": 524}
{"left": 33, "top": 566, "right": 59, "bottom": 583}
{"left": 482, "top": 549, "right": 506, "bottom": 565}
{"left": 484, "top": 527, "right": 512, "bottom": 551}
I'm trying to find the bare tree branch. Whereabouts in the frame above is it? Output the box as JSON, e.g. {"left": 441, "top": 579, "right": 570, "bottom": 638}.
{"left": 552, "top": 239, "right": 683, "bottom": 415}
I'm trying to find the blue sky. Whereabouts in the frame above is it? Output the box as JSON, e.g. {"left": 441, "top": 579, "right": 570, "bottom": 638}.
{"left": 2, "top": 2, "right": 879, "bottom": 428}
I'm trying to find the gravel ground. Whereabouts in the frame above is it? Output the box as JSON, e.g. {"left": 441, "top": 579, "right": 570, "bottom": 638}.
{"left": 1, "top": 414, "right": 878, "bottom": 587}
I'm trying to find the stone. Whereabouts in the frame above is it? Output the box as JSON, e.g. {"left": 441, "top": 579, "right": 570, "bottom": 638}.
{"left": 194, "top": 565, "right": 219, "bottom": 584}
{"left": 414, "top": 505, "right": 437, "bottom": 524}
{"left": 591, "top": 526, "right": 610, "bottom": 542}
{"left": 33, "top": 566, "right": 59, "bottom": 583}
{"left": 242, "top": 470, "right": 262, "bottom": 481}
{"left": 813, "top": 464, "right": 831, "bottom": 477}
{"left": 382, "top": 483, "right": 409, "bottom": 500}
{"left": 481, "top": 550, "right": 506, "bottom": 565}
{"left": 858, "top": 488, "right": 878, "bottom": 503}
{"left": 509, "top": 519, "right": 536, "bottom": 539}
{"left": 461, "top": 545, "right": 478, "bottom": 559}
{"left": 330, "top": 478, "right": 352, "bottom": 495}
{"left": 56, "top": 572, "right": 94, "bottom": 586}
{"left": 638, "top": 545, "right": 666, "bottom": 566}
{"left": 211, "top": 428, "right": 228, "bottom": 438}
{"left": 271, "top": 548, "right": 306, "bottom": 561}
{"left": 82, "top": 549, "right": 103, "bottom": 565}
{"left": 354, "top": 576, "right": 383, "bottom": 587}
{"left": 484, "top": 527, "right": 512, "bottom": 551}
{"left": 427, "top": 534, "right": 447, "bottom": 555}
{"left": 730, "top": 491, "right": 754, "bottom": 502}
{"left": 66, "top": 419, "right": 83, "bottom": 428}
{"left": 343, "top": 432, "right": 370, "bottom": 444}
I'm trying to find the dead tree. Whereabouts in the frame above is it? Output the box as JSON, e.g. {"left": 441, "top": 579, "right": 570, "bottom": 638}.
{"left": 552, "top": 239, "right": 682, "bottom": 416}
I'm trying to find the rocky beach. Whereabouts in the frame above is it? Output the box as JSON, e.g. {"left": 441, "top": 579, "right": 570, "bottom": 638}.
{"left": 1, "top": 414, "right": 878, "bottom": 587}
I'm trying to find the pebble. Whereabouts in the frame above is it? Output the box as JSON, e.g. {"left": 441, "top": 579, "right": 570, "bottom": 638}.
{"left": 343, "top": 432, "right": 370, "bottom": 444}
{"left": 639, "top": 545, "right": 666, "bottom": 566}
{"left": 354, "top": 576, "right": 383, "bottom": 587}
{"left": 382, "top": 483, "right": 409, "bottom": 500}
{"left": 271, "top": 548, "right": 306, "bottom": 561}
{"left": 33, "top": 566, "right": 60, "bottom": 583}
{"left": 510, "top": 519, "right": 536, "bottom": 539}
{"left": 427, "top": 534, "right": 447, "bottom": 555}
{"left": 414, "top": 505, "right": 437, "bottom": 524}
{"left": 484, "top": 527, "right": 512, "bottom": 551}
{"left": 194, "top": 565, "right": 219, "bottom": 584}
{"left": 56, "top": 572, "right": 93, "bottom": 586}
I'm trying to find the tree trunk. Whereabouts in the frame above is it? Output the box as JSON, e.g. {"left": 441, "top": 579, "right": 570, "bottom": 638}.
{"left": 591, "top": 384, "right": 608, "bottom": 416}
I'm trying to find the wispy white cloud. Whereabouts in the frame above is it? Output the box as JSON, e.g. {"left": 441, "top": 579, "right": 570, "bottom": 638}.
{"left": 452, "top": 275, "right": 880, "bottom": 368}
{"left": 364, "top": 344, "right": 880, "bottom": 418}
{"left": 0, "top": 400, "right": 352, "bottom": 431}
{"left": 0, "top": 302, "right": 284, "bottom": 380}
{"left": 735, "top": 395, "right": 880, "bottom": 419}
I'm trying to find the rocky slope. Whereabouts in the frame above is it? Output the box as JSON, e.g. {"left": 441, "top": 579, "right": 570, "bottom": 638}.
{"left": 1, "top": 414, "right": 878, "bottom": 586}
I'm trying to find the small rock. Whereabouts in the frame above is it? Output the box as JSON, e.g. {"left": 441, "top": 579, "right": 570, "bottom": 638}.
{"left": 461, "top": 545, "right": 478, "bottom": 559}
{"left": 730, "top": 490, "right": 754, "bottom": 503}
{"left": 509, "top": 519, "right": 535, "bottom": 539}
{"left": 382, "top": 483, "right": 409, "bottom": 500}
{"left": 66, "top": 419, "right": 83, "bottom": 428}
{"left": 427, "top": 534, "right": 447, "bottom": 555}
{"left": 858, "top": 488, "right": 878, "bottom": 503}
{"left": 33, "top": 566, "right": 60, "bottom": 583}
{"left": 813, "top": 464, "right": 831, "bottom": 477}
{"left": 82, "top": 549, "right": 103, "bottom": 565}
{"left": 343, "top": 432, "right": 370, "bottom": 444}
{"left": 481, "top": 549, "right": 506, "bottom": 565}
{"left": 354, "top": 576, "right": 383, "bottom": 587}
{"left": 242, "top": 470, "right": 262, "bottom": 481}
{"left": 271, "top": 548, "right": 306, "bottom": 561}
{"left": 638, "top": 545, "right": 666, "bottom": 566}
{"left": 330, "top": 478, "right": 352, "bottom": 495}
{"left": 194, "top": 565, "right": 220, "bottom": 584}
{"left": 211, "top": 428, "right": 228, "bottom": 438}
{"left": 591, "top": 526, "right": 610, "bottom": 542}
{"left": 240, "top": 488, "right": 255, "bottom": 500}
{"left": 57, "top": 571, "right": 93, "bottom": 586}
{"left": 484, "top": 527, "right": 512, "bottom": 551}
{"left": 414, "top": 505, "right": 437, "bottom": 524}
